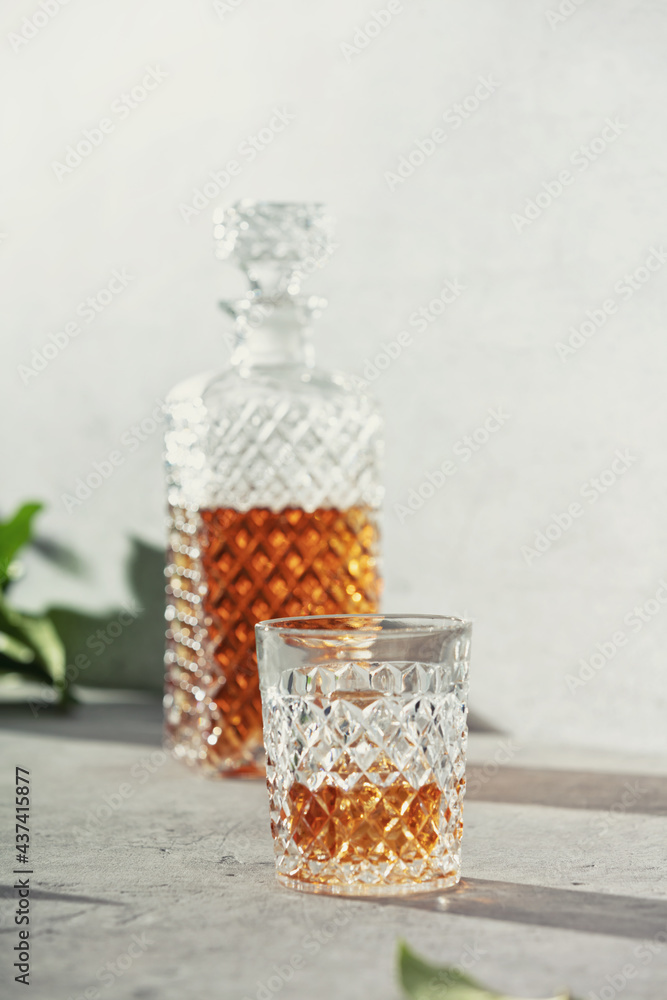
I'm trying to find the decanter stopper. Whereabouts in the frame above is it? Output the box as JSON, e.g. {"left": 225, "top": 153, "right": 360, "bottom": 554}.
{"left": 212, "top": 200, "right": 335, "bottom": 300}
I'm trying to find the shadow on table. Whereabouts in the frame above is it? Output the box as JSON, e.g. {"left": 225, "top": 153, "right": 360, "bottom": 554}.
{"left": 374, "top": 877, "right": 667, "bottom": 940}
{"left": 467, "top": 764, "right": 667, "bottom": 815}
{"left": 0, "top": 884, "right": 122, "bottom": 910}
{"left": 0, "top": 700, "right": 502, "bottom": 746}
{"left": 0, "top": 699, "right": 163, "bottom": 746}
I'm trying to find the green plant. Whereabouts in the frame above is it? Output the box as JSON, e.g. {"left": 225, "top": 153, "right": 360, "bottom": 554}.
{"left": 0, "top": 502, "right": 69, "bottom": 702}
{"left": 0, "top": 501, "right": 166, "bottom": 706}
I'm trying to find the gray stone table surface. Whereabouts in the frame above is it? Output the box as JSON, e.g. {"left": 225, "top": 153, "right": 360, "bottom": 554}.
{"left": 1, "top": 698, "right": 667, "bottom": 1000}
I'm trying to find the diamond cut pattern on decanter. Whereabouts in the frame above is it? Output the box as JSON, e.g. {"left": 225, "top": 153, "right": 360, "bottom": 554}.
{"left": 163, "top": 358, "right": 383, "bottom": 776}
{"left": 203, "top": 393, "right": 383, "bottom": 513}
{"left": 164, "top": 504, "right": 381, "bottom": 776}
{"left": 163, "top": 506, "right": 210, "bottom": 763}
{"left": 264, "top": 659, "right": 468, "bottom": 892}
{"left": 165, "top": 375, "right": 383, "bottom": 516}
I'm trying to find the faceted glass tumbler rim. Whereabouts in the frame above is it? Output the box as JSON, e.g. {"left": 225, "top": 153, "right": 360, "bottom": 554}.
{"left": 255, "top": 613, "right": 472, "bottom": 638}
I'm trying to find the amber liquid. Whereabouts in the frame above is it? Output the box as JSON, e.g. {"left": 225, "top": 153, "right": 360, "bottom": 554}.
{"left": 173, "top": 505, "right": 380, "bottom": 775}
{"left": 285, "top": 776, "right": 443, "bottom": 869}
{"left": 277, "top": 740, "right": 463, "bottom": 887}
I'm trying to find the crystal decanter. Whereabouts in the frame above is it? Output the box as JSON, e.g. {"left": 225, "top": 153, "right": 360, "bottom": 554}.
{"left": 163, "top": 201, "right": 383, "bottom": 777}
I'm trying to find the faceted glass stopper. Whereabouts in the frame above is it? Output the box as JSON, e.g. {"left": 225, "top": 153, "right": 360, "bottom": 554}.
{"left": 213, "top": 200, "right": 335, "bottom": 299}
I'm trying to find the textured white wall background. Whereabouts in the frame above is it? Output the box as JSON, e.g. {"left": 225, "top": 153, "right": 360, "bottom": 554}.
{"left": 3, "top": 0, "right": 666, "bottom": 751}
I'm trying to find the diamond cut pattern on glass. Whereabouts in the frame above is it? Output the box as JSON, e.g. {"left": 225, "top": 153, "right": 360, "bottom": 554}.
{"left": 264, "top": 660, "right": 468, "bottom": 893}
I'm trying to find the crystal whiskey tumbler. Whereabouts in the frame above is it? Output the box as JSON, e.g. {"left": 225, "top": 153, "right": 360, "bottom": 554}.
{"left": 256, "top": 614, "right": 471, "bottom": 895}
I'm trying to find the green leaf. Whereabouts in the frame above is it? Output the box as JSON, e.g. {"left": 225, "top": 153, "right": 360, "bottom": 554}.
{"left": 0, "top": 525, "right": 164, "bottom": 699}
{"left": 0, "top": 595, "right": 67, "bottom": 694}
{"left": 398, "top": 942, "right": 570, "bottom": 1000}
{"left": 0, "top": 502, "right": 43, "bottom": 588}
{"left": 399, "top": 942, "right": 484, "bottom": 1000}
{"left": 0, "top": 630, "right": 35, "bottom": 663}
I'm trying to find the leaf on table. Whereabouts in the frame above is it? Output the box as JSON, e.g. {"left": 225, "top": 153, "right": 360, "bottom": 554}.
{"left": 0, "top": 501, "right": 43, "bottom": 588}
{"left": 398, "top": 942, "right": 570, "bottom": 1000}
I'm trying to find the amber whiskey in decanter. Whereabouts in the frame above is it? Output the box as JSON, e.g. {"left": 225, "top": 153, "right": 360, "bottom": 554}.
{"left": 163, "top": 202, "right": 383, "bottom": 776}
